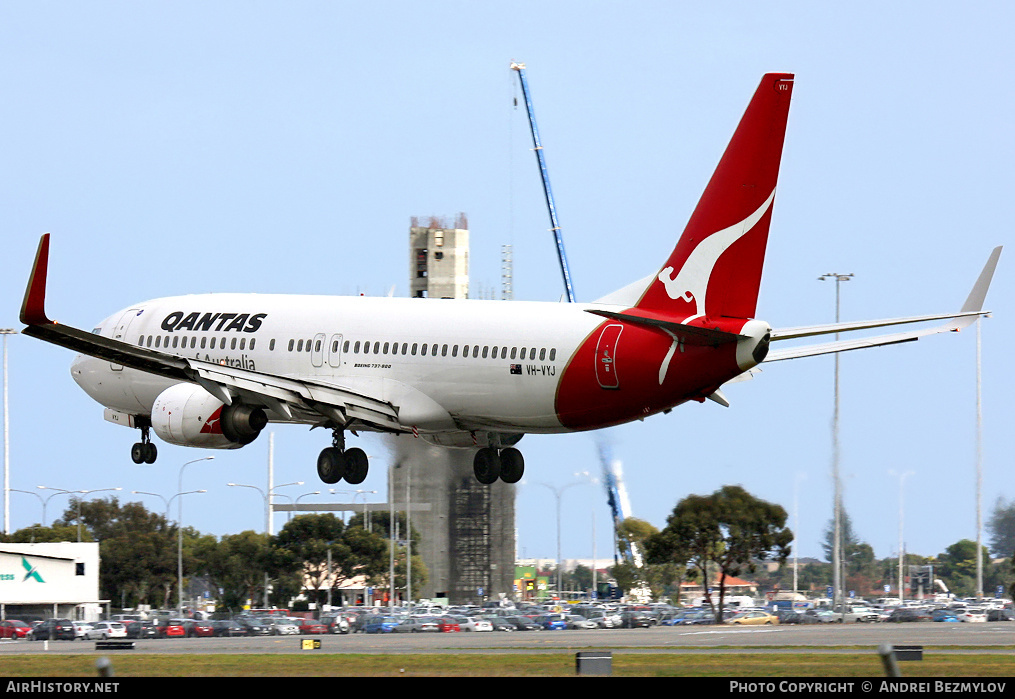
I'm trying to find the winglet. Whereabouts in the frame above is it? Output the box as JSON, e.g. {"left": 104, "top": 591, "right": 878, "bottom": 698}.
{"left": 20, "top": 233, "right": 54, "bottom": 325}
{"left": 958, "top": 246, "right": 1002, "bottom": 315}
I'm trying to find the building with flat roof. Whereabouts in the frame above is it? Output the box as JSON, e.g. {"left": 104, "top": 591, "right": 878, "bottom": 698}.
{"left": 0, "top": 542, "right": 103, "bottom": 620}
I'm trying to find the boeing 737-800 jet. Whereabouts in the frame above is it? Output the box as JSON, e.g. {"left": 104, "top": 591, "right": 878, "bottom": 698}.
{"left": 18, "top": 73, "right": 1001, "bottom": 487}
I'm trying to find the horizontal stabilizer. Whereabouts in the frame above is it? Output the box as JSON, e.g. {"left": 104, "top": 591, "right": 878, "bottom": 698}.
{"left": 585, "top": 309, "right": 746, "bottom": 346}
{"left": 766, "top": 246, "right": 1001, "bottom": 362}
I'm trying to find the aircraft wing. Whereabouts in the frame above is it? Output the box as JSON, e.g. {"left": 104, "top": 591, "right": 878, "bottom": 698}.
{"left": 19, "top": 234, "right": 402, "bottom": 432}
{"left": 765, "top": 246, "right": 1001, "bottom": 362}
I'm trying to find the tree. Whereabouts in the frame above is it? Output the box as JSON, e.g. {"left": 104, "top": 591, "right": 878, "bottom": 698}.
{"left": 986, "top": 497, "right": 1015, "bottom": 557}
{"left": 52, "top": 497, "right": 177, "bottom": 606}
{"left": 645, "top": 485, "right": 792, "bottom": 622}
{"left": 937, "top": 539, "right": 991, "bottom": 597}
{"left": 193, "top": 530, "right": 273, "bottom": 612}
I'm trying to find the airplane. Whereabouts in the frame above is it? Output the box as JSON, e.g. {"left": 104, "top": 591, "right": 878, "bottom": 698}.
{"left": 17, "top": 73, "right": 1001, "bottom": 487}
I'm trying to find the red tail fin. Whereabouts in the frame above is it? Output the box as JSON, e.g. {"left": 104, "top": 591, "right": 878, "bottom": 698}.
{"left": 634, "top": 73, "right": 794, "bottom": 321}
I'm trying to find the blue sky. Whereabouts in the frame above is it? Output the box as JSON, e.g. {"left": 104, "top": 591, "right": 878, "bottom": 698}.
{"left": 1, "top": 3, "right": 1012, "bottom": 575}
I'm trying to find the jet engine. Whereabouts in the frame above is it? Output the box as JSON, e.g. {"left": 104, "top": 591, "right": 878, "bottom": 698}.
{"left": 151, "top": 383, "right": 267, "bottom": 449}
{"left": 735, "top": 319, "right": 773, "bottom": 371}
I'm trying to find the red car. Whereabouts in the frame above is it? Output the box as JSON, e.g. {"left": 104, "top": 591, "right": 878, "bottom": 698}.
{"left": 435, "top": 617, "right": 461, "bottom": 633}
{"left": 297, "top": 619, "right": 328, "bottom": 635}
{"left": 0, "top": 620, "right": 32, "bottom": 639}
{"left": 183, "top": 619, "right": 215, "bottom": 638}
{"left": 156, "top": 620, "right": 187, "bottom": 638}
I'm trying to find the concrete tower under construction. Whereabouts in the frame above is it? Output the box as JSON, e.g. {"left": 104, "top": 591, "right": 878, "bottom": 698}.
{"left": 390, "top": 214, "right": 516, "bottom": 603}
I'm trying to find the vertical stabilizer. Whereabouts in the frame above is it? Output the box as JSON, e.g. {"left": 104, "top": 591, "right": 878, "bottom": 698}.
{"left": 634, "top": 73, "right": 794, "bottom": 321}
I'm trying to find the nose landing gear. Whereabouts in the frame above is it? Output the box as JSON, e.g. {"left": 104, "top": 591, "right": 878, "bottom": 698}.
{"left": 130, "top": 424, "right": 157, "bottom": 464}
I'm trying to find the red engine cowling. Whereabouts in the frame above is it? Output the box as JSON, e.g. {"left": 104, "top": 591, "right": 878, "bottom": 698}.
{"left": 151, "top": 383, "right": 267, "bottom": 449}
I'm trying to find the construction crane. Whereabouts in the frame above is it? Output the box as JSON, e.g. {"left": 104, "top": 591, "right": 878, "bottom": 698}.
{"left": 510, "top": 61, "right": 576, "bottom": 303}
{"left": 598, "top": 442, "right": 643, "bottom": 567}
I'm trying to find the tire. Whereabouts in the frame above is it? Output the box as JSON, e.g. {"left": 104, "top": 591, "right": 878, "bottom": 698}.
{"left": 143, "top": 442, "right": 158, "bottom": 464}
{"left": 499, "top": 448, "right": 524, "bottom": 483}
{"left": 317, "top": 447, "right": 345, "bottom": 484}
{"left": 343, "top": 448, "right": 369, "bottom": 485}
{"left": 473, "top": 448, "right": 500, "bottom": 484}
{"left": 130, "top": 443, "right": 146, "bottom": 464}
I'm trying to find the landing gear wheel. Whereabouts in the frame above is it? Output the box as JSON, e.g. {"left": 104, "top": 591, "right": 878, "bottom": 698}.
{"left": 343, "top": 448, "right": 369, "bottom": 485}
{"left": 317, "top": 447, "right": 346, "bottom": 484}
{"left": 142, "top": 442, "right": 158, "bottom": 464}
{"left": 498, "top": 448, "right": 524, "bottom": 484}
{"left": 131, "top": 443, "right": 146, "bottom": 465}
{"left": 473, "top": 447, "right": 501, "bottom": 485}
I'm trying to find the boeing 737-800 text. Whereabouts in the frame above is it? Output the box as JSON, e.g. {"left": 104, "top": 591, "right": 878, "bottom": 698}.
{"left": 18, "top": 73, "right": 1000, "bottom": 486}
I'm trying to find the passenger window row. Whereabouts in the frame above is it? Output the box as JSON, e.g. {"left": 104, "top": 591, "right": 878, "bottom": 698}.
{"left": 138, "top": 335, "right": 255, "bottom": 352}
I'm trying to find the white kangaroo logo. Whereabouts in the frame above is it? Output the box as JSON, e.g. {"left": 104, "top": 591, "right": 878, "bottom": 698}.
{"left": 656, "top": 189, "right": 776, "bottom": 320}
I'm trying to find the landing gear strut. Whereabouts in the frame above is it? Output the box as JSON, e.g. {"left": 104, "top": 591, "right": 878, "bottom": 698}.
{"left": 130, "top": 424, "right": 157, "bottom": 465}
{"left": 317, "top": 429, "right": 369, "bottom": 485}
{"left": 473, "top": 447, "right": 524, "bottom": 485}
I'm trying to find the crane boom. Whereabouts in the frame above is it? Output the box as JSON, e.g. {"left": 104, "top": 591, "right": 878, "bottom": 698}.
{"left": 510, "top": 61, "right": 576, "bottom": 303}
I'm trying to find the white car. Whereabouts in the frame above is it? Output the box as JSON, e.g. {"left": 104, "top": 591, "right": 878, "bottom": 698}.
{"left": 71, "top": 622, "right": 94, "bottom": 641}
{"left": 455, "top": 616, "right": 493, "bottom": 632}
{"left": 956, "top": 609, "right": 988, "bottom": 623}
{"left": 86, "top": 622, "right": 127, "bottom": 640}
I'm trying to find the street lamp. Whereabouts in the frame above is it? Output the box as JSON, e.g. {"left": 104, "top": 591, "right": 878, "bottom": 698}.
{"left": 74, "top": 488, "right": 122, "bottom": 542}
{"left": 536, "top": 473, "right": 593, "bottom": 599}
{"left": 228, "top": 480, "right": 303, "bottom": 534}
{"left": 1, "top": 328, "right": 17, "bottom": 535}
{"left": 889, "top": 469, "right": 915, "bottom": 601}
{"left": 819, "top": 271, "right": 853, "bottom": 613}
{"left": 133, "top": 487, "right": 206, "bottom": 615}
{"left": 353, "top": 490, "right": 378, "bottom": 532}
{"left": 34, "top": 486, "right": 77, "bottom": 527}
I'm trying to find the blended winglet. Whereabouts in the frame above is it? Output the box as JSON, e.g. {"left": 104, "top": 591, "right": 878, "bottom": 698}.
{"left": 20, "top": 233, "right": 54, "bottom": 325}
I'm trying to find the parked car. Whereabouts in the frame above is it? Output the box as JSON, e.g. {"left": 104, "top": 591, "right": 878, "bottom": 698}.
{"left": 956, "top": 609, "right": 988, "bottom": 623}
{"left": 31, "top": 618, "right": 75, "bottom": 641}
{"left": 454, "top": 616, "right": 493, "bottom": 632}
{"left": 802, "top": 610, "right": 841, "bottom": 624}
{"left": 728, "top": 610, "right": 779, "bottom": 626}
{"left": 888, "top": 608, "right": 931, "bottom": 623}
{"left": 0, "top": 619, "right": 33, "bottom": 639}
{"left": 211, "top": 619, "right": 247, "bottom": 637}
{"left": 931, "top": 609, "right": 959, "bottom": 622}
{"left": 183, "top": 619, "right": 215, "bottom": 637}
{"left": 125, "top": 621, "right": 159, "bottom": 639}
{"left": 71, "top": 621, "right": 94, "bottom": 640}
{"left": 156, "top": 619, "right": 187, "bottom": 638}
{"left": 297, "top": 618, "right": 328, "bottom": 635}
{"left": 320, "top": 615, "right": 351, "bottom": 635}
{"left": 262, "top": 618, "right": 300, "bottom": 636}
{"left": 235, "top": 617, "right": 270, "bottom": 636}
{"left": 393, "top": 617, "right": 439, "bottom": 633}
{"left": 485, "top": 616, "right": 517, "bottom": 632}
{"left": 619, "top": 611, "right": 654, "bottom": 628}
{"left": 987, "top": 609, "right": 1015, "bottom": 622}
{"left": 500, "top": 616, "right": 537, "bottom": 631}
{"left": 434, "top": 616, "right": 461, "bottom": 633}
{"left": 363, "top": 616, "right": 400, "bottom": 634}
{"left": 534, "top": 614, "right": 568, "bottom": 630}
{"left": 86, "top": 622, "right": 127, "bottom": 640}
{"left": 565, "top": 614, "right": 599, "bottom": 630}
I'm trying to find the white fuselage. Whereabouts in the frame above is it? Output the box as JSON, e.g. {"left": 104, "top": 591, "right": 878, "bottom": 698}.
{"left": 71, "top": 293, "right": 608, "bottom": 435}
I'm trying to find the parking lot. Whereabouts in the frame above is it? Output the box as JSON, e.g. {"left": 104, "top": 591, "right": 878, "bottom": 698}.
{"left": 1, "top": 620, "right": 1012, "bottom": 656}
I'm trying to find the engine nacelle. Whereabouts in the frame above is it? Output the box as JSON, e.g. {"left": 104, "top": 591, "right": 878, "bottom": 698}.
{"left": 151, "top": 383, "right": 267, "bottom": 449}
{"left": 735, "top": 319, "right": 773, "bottom": 371}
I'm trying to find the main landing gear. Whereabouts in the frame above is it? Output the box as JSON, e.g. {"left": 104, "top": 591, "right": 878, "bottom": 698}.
{"left": 473, "top": 447, "right": 524, "bottom": 485}
{"left": 130, "top": 424, "right": 158, "bottom": 464}
{"left": 317, "top": 428, "right": 369, "bottom": 485}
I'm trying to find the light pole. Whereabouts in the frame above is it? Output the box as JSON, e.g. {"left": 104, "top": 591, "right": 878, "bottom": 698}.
{"left": 1, "top": 329, "right": 17, "bottom": 535}
{"left": 537, "top": 473, "right": 593, "bottom": 599}
{"left": 889, "top": 469, "right": 915, "bottom": 601}
{"left": 178, "top": 456, "right": 213, "bottom": 614}
{"left": 793, "top": 472, "right": 808, "bottom": 596}
{"left": 353, "top": 490, "right": 378, "bottom": 532}
{"left": 819, "top": 272, "right": 852, "bottom": 614}
{"left": 134, "top": 488, "right": 206, "bottom": 615}
{"left": 34, "top": 486, "right": 77, "bottom": 527}
{"left": 228, "top": 480, "right": 303, "bottom": 534}
{"left": 975, "top": 317, "right": 984, "bottom": 600}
